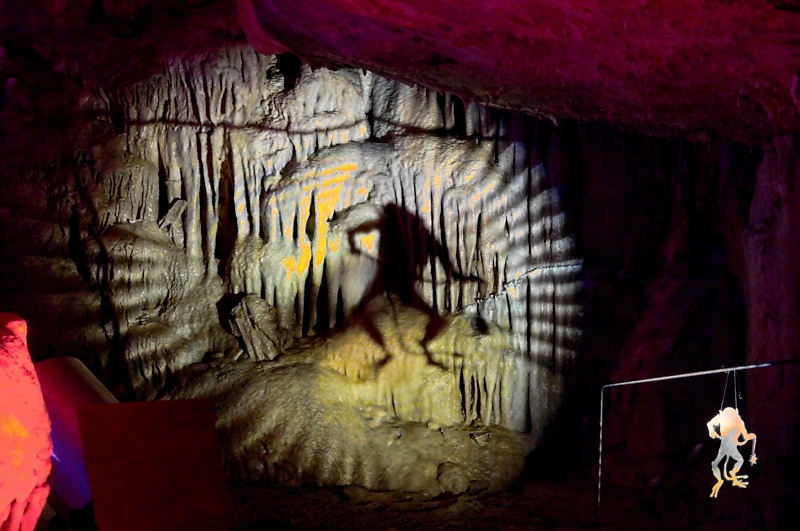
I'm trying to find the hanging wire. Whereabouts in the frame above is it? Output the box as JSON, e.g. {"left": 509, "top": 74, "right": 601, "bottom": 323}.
{"left": 720, "top": 370, "right": 730, "bottom": 411}
{"left": 734, "top": 370, "right": 739, "bottom": 410}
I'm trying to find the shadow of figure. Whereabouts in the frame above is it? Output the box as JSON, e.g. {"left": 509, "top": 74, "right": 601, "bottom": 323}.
{"left": 336, "top": 202, "right": 486, "bottom": 370}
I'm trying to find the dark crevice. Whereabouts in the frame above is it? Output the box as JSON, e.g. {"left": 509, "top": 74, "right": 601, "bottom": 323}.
{"left": 305, "top": 194, "right": 316, "bottom": 241}
{"left": 315, "top": 262, "right": 331, "bottom": 333}
{"left": 451, "top": 96, "right": 467, "bottom": 139}
{"left": 276, "top": 53, "right": 303, "bottom": 91}
{"left": 335, "top": 288, "right": 345, "bottom": 328}
{"left": 301, "top": 264, "right": 314, "bottom": 336}
{"left": 215, "top": 133, "right": 237, "bottom": 275}
{"left": 195, "top": 131, "right": 210, "bottom": 266}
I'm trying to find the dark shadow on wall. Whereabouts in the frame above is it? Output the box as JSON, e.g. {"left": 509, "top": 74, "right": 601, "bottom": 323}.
{"left": 318, "top": 202, "right": 486, "bottom": 368}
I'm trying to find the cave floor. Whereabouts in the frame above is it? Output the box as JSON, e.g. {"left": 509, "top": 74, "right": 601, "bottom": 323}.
{"left": 228, "top": 464, "right": 775, "bottom": 530}
{"left": 229, "top": 471, "right": 600, "bottom": 530}
{"left": 34, "top": 461, "right": 784, "bottom": 530}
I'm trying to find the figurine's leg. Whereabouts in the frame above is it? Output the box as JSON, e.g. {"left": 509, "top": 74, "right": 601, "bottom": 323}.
{"left": 710, "top": 477, "right": 724, "bottom": 498}
{"left": 729, "top": 450, "right": 748, "bottom": 488}
{"left": 710, "top": 451, "right": 725, "bottom": 498}
{"left": 730, "top": 469, "right": 749, "bottom": 487}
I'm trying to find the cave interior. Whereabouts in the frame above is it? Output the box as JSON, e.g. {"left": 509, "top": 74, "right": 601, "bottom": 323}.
{"left": 1, "top": 1, "right": 800, "bottom": 529}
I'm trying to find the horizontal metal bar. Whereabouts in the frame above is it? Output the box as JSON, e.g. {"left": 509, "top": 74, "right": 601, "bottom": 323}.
{"left": 602, "top": 360, "right": 777, "bottom": 391}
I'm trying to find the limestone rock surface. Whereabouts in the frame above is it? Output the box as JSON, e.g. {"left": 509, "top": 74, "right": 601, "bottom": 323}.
{"left": 165, "top": 295, "right": 535, "bottom": 495}
{"left": 0, "top": 41, "right": 581, "bottom": 493}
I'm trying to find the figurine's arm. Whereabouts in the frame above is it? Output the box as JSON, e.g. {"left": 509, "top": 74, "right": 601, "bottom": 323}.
{"left": 707, "top": 414, "right": 720, "bottom": 439}
{"left": 737, "top": 424, "right": 756, "bottom": 445}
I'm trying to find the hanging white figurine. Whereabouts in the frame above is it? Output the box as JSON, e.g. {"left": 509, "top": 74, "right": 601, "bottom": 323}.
{"left": 707, "top": 406, "right": 757, "bottom": 498}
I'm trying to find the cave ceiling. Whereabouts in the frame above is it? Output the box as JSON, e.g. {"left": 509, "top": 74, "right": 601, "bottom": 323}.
{"left": 3, "top": 1, "right": 800, "bottom": 144}
{"left": 241, "top": 0, "right": 800, "bottom": 143}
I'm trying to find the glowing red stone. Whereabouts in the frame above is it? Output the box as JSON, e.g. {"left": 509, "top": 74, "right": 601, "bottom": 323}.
{"left": 0, "top": 314, "right": 52, "bottom": 531}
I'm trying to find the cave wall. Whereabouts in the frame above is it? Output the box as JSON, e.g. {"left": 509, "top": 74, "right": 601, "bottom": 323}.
{"left": 1, "top": 40, "right": 588, "bottom": 495}
{"left": 0, "top": 35, "right": 764, "bottom": 452}
{"left": 2, "top": 42, "right": 581, "bottom": 414}
{"left": 745, "top": 136, "right": 800, "bottom": 456}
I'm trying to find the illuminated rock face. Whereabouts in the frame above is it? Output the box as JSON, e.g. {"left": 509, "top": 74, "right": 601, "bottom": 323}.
{"left": 1, "top": 45, "right": 581, "bottom": 492}
{"left": 0, "top": 315, "right": 52, "bottom": 531}
{"left": 167, "top": 296, "right": 535, "bottom": 493}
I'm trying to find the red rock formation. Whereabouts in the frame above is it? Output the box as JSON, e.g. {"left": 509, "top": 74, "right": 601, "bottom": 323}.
{"left": 0, "top": 314, "right": 52, "bottom": 531}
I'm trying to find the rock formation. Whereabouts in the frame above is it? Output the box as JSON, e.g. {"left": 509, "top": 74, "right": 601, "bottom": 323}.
{"left": 0, "top": 315, "right": 52, "bottom": 531}
{"left": 0, "top": 42, "right": 581, "bottom": 493}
